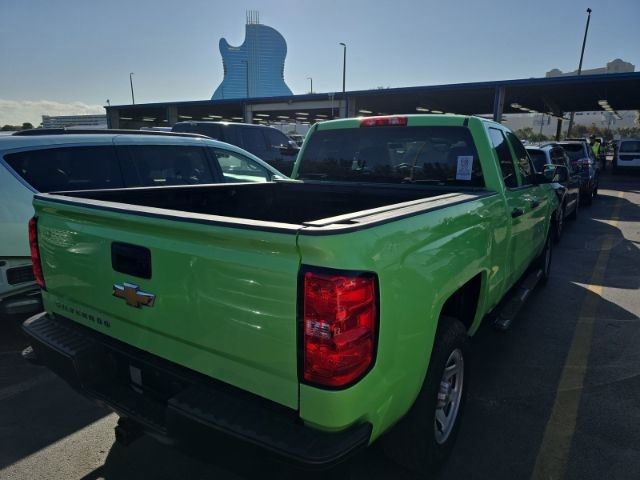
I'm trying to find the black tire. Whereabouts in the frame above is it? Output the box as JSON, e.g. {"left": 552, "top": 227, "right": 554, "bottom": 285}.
{"left": 535, "top": 233, "right": 552, "bottom": 286}
{"left": 567, "top": 196, "right": 578, "bottom": 221}
{"left": 381, "top": 316, "right": 469, "bottom": 475}
{"left": 593, "top": 182, "right": 598, "bottom": 198}
{"left": 553, "top": 204, "right": 564, "bottom": 244}
{"left": 582, "top": 191, "right": 593, "bottom": 206}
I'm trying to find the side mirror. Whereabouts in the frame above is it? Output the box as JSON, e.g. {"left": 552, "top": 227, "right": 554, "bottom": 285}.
{"left": 553, "top": 165, "right": 569, "bottom": 182}
{"left": 542, "top": 164, "right": 557, "bottom": 182}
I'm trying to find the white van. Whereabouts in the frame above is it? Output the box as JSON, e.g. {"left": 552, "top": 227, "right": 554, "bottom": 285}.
{"left": 613, "top": 139, "right": 640, "bottom": 172}
{"left": 0, "top": 129, "right": 286, "bottom": 316}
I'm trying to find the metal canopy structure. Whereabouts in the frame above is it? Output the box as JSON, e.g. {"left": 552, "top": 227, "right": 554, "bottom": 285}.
{"left": 349, "top": 72, "right": 640, "bottom": 118}
{"left": 106, "top": 72, "right": 640, "bottom": 130}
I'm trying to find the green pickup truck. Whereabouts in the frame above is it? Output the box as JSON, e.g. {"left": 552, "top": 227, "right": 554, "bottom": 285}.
{"left": 23, "top": 115, "right": 557, "bottom": 473}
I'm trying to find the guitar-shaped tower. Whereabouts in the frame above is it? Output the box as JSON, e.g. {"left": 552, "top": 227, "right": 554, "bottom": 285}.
{"left": 212, "top": 12, "right": 293, "bottom": 100}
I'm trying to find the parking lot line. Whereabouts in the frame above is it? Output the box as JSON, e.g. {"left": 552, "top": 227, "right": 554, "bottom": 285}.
{"left": 531, "top": 191, "right": 624, "bottom": 480}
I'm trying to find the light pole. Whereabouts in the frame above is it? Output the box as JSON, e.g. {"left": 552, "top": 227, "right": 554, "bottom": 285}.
{"left": 339, "top": 42, "right": 347, "bottom": 117}
{"left": 567, "top": 8, "right": 592, "bottom": 137}
{"left": 339, "top": 43, "right": 346, "bottom": 94}
{"left": 307, "top": 76, "right": 313, "bottom": 94}
{"left": 129, "top": 72, "right": 135, "bottom": 105}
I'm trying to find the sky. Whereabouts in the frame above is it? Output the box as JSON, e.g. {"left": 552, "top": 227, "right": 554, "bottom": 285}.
{"left": 1, "top": 0, "right": 639, "bottom": 125}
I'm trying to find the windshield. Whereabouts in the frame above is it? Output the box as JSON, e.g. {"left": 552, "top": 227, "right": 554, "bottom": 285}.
{"left": 558, "top": 143, "right": 587, "bottom": 162}
{"left": 297, "top": 125, "right": 483, "bottom": 187}
{"left": 620, "top": 141, "right": 640, "bottom": 153}
{"left": 527, "top": 149, "right": 547, "bottom": 173}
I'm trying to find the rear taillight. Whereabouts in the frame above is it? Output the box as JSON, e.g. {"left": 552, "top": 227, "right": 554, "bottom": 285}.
{"left": 301, "top": 268, "right": 378, "bottom": 388}
{"left": 28, "top": 217, "right": 45, "bottom": 289}
{"left": 360, "top": 116, "right": 407, "bottom": 127}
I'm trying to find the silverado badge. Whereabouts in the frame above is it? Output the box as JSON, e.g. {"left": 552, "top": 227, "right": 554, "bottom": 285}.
{"left": 113, "top": 283, "right": 155, "bottom": 308}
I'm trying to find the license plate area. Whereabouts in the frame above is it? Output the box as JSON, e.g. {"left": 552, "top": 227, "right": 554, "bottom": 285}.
{"left": 105, "top": 350, "right": 185, "bottom": 403}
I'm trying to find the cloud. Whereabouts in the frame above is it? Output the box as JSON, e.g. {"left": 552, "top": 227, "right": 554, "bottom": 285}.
{"left": 0, "top": 99, "right": 105, "bottom": 127}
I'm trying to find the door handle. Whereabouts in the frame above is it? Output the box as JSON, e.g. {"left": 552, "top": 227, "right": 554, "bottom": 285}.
{"left": 530, "top": 199, "right": 540, "bottom": 209}
{"left": 511, "top": 208, "right": 524, "bottom": 218}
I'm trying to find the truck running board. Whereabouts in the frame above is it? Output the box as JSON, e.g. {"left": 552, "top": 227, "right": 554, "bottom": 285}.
{"left": 493, "top": 268, "right": 544, "bottom": 331}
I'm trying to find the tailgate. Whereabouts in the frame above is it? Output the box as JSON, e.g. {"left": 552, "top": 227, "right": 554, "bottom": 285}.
{"left": 34, "top": 198, "right": 301, "bottom": 409}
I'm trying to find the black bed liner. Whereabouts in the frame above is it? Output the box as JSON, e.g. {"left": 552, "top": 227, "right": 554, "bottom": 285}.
{"left": 37, "top": 181, "right": 492, "bottom": 234}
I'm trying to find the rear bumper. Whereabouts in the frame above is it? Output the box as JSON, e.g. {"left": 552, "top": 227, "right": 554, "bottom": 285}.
{"left": 0, "top": 287, "right": 42, "bottom": 316}
{"left": 22, "top": 312, "right": 371, "bottom": 468}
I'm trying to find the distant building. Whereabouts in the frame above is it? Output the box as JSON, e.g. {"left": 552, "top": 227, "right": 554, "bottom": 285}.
{"left": 546, "top": 58, "right": 635, "bottom": 77}
{"left": 212, "top": 11, "right": 293, "bottom": 100}
{"left": 41, "top": 114, "right": 107, "bottom": 129}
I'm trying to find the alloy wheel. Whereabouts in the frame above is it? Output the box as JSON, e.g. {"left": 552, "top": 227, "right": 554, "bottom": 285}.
{"left": 434, "top": 348, "right": 464, "bottom": 445}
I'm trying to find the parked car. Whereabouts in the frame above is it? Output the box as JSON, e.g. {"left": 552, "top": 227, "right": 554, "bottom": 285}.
{"left": 526, "top": 144, "right": 580, "bottom": 242}
{"left": 612, "top": 139, "right": 640, "bottom": 173}
{"left": 557, "top": 140, "right": 599, "bottom": 205}
{"left": 0, "top": 129, "right": 286, "bottom": 316}
{"left": 171, "top": 121, "right": 300, "bottom": 176}
{"left": 288, "top": 133, "right": 305, "bottom": 147}
{"left": 23, "top": 115, "right": 558, "bottom": 475}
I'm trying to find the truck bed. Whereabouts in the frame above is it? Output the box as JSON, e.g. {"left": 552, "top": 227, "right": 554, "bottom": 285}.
{"left": 47, "top": 181, "right": 485, "bottom": 229}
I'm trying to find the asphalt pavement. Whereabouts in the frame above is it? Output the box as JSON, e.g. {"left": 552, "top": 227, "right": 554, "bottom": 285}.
{"left": 1, "top": 171, "right": 639, "bottom": 480}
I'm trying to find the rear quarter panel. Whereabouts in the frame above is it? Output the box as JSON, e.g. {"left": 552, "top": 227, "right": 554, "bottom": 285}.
{"left": 297, "top": 193, "right": 507, "bottom": 439}
{"left": 0, "top": 159, "right": 36, "bottom": 257}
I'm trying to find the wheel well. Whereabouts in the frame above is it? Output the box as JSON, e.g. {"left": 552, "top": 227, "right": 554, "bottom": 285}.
{"left": 440, "top": 273, "right": 482, "bottom": 331}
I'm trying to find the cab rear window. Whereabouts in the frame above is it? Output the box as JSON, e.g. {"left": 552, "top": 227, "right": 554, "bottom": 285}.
{"left": 298, "top": 126, "right": 483, "bottom": 187}
{"left": 4, "top": 146, "right": 123, "bottom": 192}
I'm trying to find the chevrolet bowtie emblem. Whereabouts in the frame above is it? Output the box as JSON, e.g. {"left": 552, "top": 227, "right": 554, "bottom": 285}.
{"left": 113, "top": 282, "right": 155, "bottom": 308}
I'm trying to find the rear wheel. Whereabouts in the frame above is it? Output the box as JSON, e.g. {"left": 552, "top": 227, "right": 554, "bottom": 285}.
{"left": 382, "top": 316, "right": 469, "bottom": 475}
{"left": 535, "top": 233, "right": 552, "bottom": 286}
{"left": 567, "top": 196, "right": 578, "bottom": 221}
{"left": 582, "top": 190, "right": 593, "bottom": 206}
{"left": 553, "top": 204, "right": 564, "bottom": 244}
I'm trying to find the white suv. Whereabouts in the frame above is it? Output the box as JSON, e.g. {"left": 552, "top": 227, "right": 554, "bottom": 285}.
{"left": 613, "top": 139, "right": 640, "bottom": 172}
{"left": 0, "top": 129, "right": 286, "bottom": 316}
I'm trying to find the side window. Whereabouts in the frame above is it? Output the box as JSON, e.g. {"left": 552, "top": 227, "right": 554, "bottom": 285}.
{"left": 3, "top": 146, "right": 122, "bottom": 192}
{"left": 173, "top": 123, "right": 222, "bottom": 140}
{"left": 506, "top": 132, "right": 534, "bottom": 185}
{"left": 564, "top": 153, "right": 573, "bottom": 170}
{"left": 550, "top": 148, "right": 565, "bottom": 166}
{"left": 120, "top": 145, "right": 215, "bottom": 187}
{"left": 488, "top": 128, "right": 518, "bottom": 188}
{"left": 213, "top": 148, "right": 270, "bottom": 183}
{"left": 264, "top": 129, "right": 289, "bottom": 149}
{"left": 240, "top": 128, "right": 267, "bottom": 155}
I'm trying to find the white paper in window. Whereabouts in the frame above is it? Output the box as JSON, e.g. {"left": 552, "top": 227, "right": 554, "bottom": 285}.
{"left": 456, "top": 156, "right": 473, "bottom": 181}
